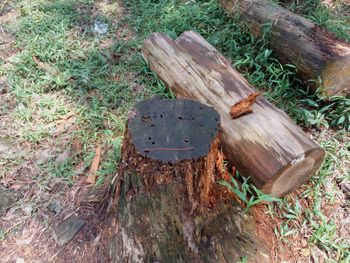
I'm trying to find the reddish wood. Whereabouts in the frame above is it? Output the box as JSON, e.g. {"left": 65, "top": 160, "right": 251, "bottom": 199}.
{"left": 107, "top": 99, "right": 270, "bottom": 262}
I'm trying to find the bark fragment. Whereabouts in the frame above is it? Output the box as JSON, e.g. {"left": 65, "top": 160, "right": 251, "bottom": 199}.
{"left": 230, "top": 92, "right": 260, "bottom": 119}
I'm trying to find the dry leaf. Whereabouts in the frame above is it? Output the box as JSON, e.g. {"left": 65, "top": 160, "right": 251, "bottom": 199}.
{"left": 32, "top": 55, "right": 59, "bottom": 76}
{"left": 10, "top": 184, "right": 23, "bottom": 190}
{"left": 86, "top": 147, "right": 102, "bottom": 184}
{"left": 230, "top": 92, "right": 260, "bottom": 119}
{"left": 71, "top": 141, "right": 82, "bottom": 154}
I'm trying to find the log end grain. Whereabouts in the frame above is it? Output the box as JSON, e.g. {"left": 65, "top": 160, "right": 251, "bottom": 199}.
{"left": 262, "top": 148, "right": 325, "bottom": 197}
{"left": 322, "top": 55, "right": 350, "bottom": 97}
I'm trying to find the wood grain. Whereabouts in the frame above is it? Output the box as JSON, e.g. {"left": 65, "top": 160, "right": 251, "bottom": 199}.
{"left": 142, "top": 31, "right": 325, "bottom": 197}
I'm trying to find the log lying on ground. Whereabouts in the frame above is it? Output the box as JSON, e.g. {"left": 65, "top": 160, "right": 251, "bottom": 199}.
{"left": 219, "top": 0, "right": 350, "bottom": 97}
{"left": 142, "top": 31, "right": 325, "bottom": 197}
{"left": 108, "top": 98, "right": 270, "bottom": 262}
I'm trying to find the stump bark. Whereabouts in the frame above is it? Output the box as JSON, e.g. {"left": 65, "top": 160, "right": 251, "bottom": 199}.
{"left": 142, "top": 31, "right": 325, "bottom": 197}
{"left": 219, "top": 0, "right": 350, "bottom": 97}
{"left": 108, "top": 98, "right": 270, "bottom": 263}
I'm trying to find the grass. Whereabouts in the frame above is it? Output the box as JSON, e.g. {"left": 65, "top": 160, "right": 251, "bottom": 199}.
{"left": 219, "top": 174, "right": 282, "bottom": 213}
{"left": 123, "top": 0, "right": 350, "bottom": 131}
{"left": 282, "top": 0, "right": 350, "bottom": 42}
{"left": 0, "top": 0, "right": 349, "bottom": 261}
{"left": 2, "top": 0, "right": 141, "bottom": 184}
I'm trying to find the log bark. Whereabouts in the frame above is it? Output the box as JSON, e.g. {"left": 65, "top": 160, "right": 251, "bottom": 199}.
{"left": 219, "top": 0, "right": 350, "bottom": 97}
{"left": 142, "top": 31, "right": 325, "bottom": 197}
{"left": 108, "top": 98, "right": 270, "bottom": 263}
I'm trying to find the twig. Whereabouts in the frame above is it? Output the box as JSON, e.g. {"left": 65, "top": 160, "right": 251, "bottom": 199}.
{"left": 86, "top": 147, "right": 102, "bottom": 184}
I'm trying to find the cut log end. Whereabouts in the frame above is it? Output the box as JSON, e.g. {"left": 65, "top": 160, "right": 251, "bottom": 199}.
{"left": 322, "top": 55, "right": 350, "bottom": 97}
{"left": 120, "top": 97, "right": 226, "bottom": 212}
{"left": 263, "top": 148, "right": 325, "bottom": 197}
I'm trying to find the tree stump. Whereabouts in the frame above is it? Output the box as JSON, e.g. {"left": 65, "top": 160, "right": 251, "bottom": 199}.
{"left": 219, "top": 0, "right": 350, "bottom": 97}
{"left": 108, "top": 98, "right": 270, "bottom": 263}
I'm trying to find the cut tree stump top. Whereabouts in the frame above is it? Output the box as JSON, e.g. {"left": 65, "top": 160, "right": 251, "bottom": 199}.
{"left": 128, "top": 98, "right": 220, "bottom": 162}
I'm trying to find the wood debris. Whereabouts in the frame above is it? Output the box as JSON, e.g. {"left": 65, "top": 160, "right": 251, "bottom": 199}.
{"left": 54, "top": 214, "right": 85, "bottom": 246}
{"left": 230, "top": 93, "right": 260, "bottom": 119}
{"left": 86, "top": 147, "right": 102, "bottom": 184}
{"left": 216, "top": 149, "right": 230, "bottom": 181}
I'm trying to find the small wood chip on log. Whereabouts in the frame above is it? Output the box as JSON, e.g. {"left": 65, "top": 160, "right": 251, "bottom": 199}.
{"left": 230, "top": 92, "right": 260, "bottom": 119}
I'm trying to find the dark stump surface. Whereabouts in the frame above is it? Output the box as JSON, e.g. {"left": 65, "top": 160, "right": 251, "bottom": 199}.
{"left": 128, "top": 98, "right": 220, "bottom": 163}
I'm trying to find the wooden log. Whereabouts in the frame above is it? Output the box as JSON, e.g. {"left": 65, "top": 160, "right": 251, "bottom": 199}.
{"left": 142, "top": 31, "right": 325, "bottom": 197}
{"left": 219, "top": 0, "right": 350, "bottom": 97}
{"left": 108, "top": 98, "right": 270, "bottom": 262}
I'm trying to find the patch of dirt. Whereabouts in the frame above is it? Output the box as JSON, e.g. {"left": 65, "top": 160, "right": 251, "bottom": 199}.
{"left": 94, "top": 0, "right": 124, "bottom": 18}
{"left": 0, "top": 176, "right": 109, "bottom": 262}
{"left": 0, "top": 88, "right": 112, "bottom": 261}
{"left": 0, "top": 9, "right": 18, "bottom": 61}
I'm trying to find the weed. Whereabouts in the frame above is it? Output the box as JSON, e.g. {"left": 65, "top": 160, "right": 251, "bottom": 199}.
{"left": 219, "top": 173, "right": 281, "bottom": 213}
{"left": 0, "top": 229, "right": 4, "bottom": 241}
